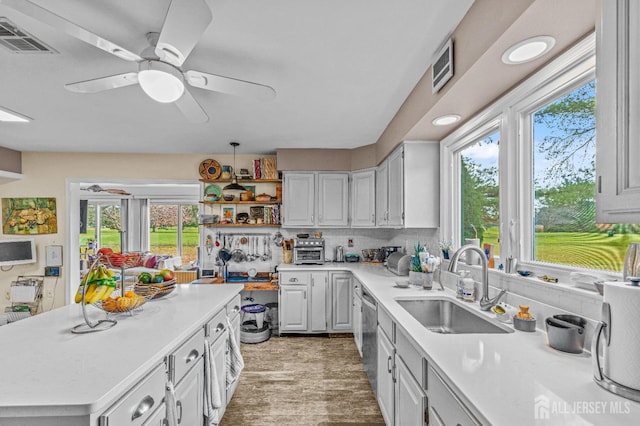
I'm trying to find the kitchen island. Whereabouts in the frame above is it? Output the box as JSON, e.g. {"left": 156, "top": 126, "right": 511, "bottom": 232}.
{"left": 0, "top": 283, "right": 243, "bottom": 425}
{"left": 279, "top": 263, "right": 640, "bottom": 425}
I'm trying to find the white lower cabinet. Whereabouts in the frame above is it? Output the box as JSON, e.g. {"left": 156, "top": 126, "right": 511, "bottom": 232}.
{"left": 310, "top": 271, "right": 328, "bottom": 332}
{"left": 279, "top": 270, "right": 353, "bottom": 334}
{"left": 377, "top": 326, "right": 395, "bottom": 425}
{"left": 353, "top": 279, "right": 363, "bottom": 357}
{"left": 209, "top": 321, "right": 229, "bottom": 420}
{"left": 279, "top": 283, "right": 309, "bottom": 332}
{"left": 142, "top": 403, "right": 166, "bottom": 426}
{"left": 428, "top": 366, "right": 480, "bottom": 426}
{"left": 395, "top": 355, "right": 426, "bottom": 426}
{"left": 330, "top": 271, "right": 353, "bottom": 331}
{"left": 174, "top": 357, "right": 204, "bottom": 425}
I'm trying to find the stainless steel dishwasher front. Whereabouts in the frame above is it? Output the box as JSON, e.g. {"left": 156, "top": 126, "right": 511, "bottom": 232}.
{"left": 361, "top": 289, "right": 377, "bottom": 395}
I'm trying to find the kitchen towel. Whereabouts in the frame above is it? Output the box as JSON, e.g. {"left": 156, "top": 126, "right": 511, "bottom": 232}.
{"left": 602, "top": 281, "right": 640, "bottom": 390}
{"left": 226, "top": 316, "right": 245, "bottom": 386}
{"left": 203, "top": 338, "right": 222, "bottom": 426}
{"left": 164, "top": 380, "right": 178, "bottom": 426}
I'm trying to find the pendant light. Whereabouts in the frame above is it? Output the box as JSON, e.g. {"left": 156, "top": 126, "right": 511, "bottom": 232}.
{"left": 223, "top": 141, "right": 246, "bottom": 191}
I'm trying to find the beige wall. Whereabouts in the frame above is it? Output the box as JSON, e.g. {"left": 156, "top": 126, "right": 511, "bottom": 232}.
{"left": 0, "top": 151, "right": 274, "bottom": 312}
{"left": 277, "top": 144, "right": 378, "bottom": 171}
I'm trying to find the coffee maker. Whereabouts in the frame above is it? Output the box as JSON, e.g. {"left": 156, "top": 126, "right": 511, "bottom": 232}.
{"left": 381, "top": 246, "right": 402, "bottom": 262}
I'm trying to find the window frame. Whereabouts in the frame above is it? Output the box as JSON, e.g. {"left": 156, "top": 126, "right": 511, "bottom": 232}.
{"left": 441, "top": 34, "right": 599, "bottom": 279}
{"left": 148, "top": 201, "right": 200, "bottom": 260}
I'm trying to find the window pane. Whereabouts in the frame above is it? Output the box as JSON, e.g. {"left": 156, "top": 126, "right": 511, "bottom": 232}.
{"left": 460, "top": 131, "right": 500, "bottom": 256}
{"left": 533, "top": 80, "right": 640, "bottom": 271}
{"left": 181, "top": 205, "right": 199, "bottom": 264}
{"left": 99, "top": 204, "right": 121, "bottom": 252}
{"left": 150, "top": 204, "right": 178, "bottom": 256}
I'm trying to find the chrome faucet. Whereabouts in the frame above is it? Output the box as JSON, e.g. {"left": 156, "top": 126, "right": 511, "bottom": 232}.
{"left": 447, "top": 244, "right": 506, "bottom": 311}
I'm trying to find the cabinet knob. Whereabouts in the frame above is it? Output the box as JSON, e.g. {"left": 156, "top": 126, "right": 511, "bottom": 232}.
{"left": 185, "top": 349, "right": 199, "bottom": 364}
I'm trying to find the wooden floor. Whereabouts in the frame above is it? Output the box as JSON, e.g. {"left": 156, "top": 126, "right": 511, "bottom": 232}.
{"left": 220, "top": 334, "right": 385, "bottom": 426}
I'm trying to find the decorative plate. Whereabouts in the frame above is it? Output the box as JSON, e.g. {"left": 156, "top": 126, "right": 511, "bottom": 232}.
{"left": 204, "top": 184, "right": 222, "bottom": 201}
{"left": 199, "top": 159, "right": 222, "bottom": 180}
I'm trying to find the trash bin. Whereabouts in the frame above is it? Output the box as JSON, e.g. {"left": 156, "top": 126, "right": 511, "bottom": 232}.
{"left": 265, "top": 302, "right": 279, "bottom": 335}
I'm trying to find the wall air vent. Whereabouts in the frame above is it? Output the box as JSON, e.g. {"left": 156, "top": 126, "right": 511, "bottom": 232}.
{"left": 432, "top": 38, "right": 453, "bottom": 94}
{"left": 0, "top": 18, "right": 57, "bottom": 53}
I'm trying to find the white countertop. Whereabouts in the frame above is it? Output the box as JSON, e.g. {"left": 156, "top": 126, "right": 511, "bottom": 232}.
{"left": 0, "top": 284, "right": 243, "bottom": 419}
{"left": 279, "top": 263, "right": 640, "bottom": 425}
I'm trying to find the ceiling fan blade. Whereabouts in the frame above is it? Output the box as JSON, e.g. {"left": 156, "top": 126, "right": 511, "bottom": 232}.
{"left": 3, "top": 0, "right": 142, "bottom": 62}
{"left": 155, "top": 0, "right": 212, "bottom": 67}
{"left": 174, "top": 88, "right": 209, "bottom": 123}
{"left": 65, "top": 73, "right": 139, "bottom": 93}
{"left": 185, "top": 70, "right": 276, "bottom": 102}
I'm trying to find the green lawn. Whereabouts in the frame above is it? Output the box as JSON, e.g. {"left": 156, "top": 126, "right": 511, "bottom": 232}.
{"left": 474, "top": 226, "right": 638, "bottom": 272}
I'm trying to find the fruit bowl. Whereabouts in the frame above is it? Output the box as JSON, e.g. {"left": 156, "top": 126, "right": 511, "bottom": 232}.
{"left": 95, "top": 288, "right": 158, "bottom": 313}
{"left": 134, "top": 279, "right": 176, "bottom": 299}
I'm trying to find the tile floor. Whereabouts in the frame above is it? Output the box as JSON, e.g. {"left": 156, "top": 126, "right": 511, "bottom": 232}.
{"left": 220, "top": 335, "right": 385, "bottom": 425}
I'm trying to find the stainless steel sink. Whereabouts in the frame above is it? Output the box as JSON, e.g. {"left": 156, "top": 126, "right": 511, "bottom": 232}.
{"left": 397, "top": 298, "right": 514, "bottom": 334}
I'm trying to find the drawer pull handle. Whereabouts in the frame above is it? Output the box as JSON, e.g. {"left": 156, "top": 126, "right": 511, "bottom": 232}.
{"left": 177, "top": 400, "right": 183, "bottom": 424}
{"left": 289, "top": 277, "right": 298, "bottom": 282}
{"left": 232, "top": 305, "right": 240, "bottom": 313}
{"left": 185, "top": 349, "right": 199, "bottom": 364}
{"left": 131, "top": 395, "right": 154, "bottom": 421}
{"left": 387, "top": 355, "right": 392, "bottom": 373}
{"left": 215, "top": 323, "right": 225, "bottom": 333}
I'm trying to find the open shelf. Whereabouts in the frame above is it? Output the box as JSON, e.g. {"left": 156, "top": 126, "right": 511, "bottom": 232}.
{"left": 199, "top": 200, "right": 281, "bottom": 205}
{"left": 200, "top": 223, "right": 281, "bottom": 227}
{"left": 200, "top": 178, "right": 281, "bottom": 184}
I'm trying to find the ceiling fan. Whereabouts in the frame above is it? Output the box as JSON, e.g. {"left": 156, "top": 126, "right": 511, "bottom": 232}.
{"left": 3, "top": 0, "right": 276, "bottom": 123}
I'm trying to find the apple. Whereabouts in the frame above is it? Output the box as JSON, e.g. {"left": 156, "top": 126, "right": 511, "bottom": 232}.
{"left": 159, "top": 269, "right": 175, "bottom": 281}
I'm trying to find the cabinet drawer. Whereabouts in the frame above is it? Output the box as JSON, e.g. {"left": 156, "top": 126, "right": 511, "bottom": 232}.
{"left": 170, "top": 328, "right": 205, "bottom": 385}
{"left": 428, "top": 366, "right": 481, "bottom": 426}
{"left": 99, "top": 363, "right": 165, "bottom": 425}
{"left": 396, "top": 328, "right": 425, "bottom": 389}
{"left": 227, "top": 294, "right": 241, "bottom": 318}
{"left": 206, "top": 309, "right": 228, "bottom": 343}
{"left": 377, "top": 304, "right": 394, "bottom": 343}
{"left": 280, "top": 271, "right": 309, "bottom": 285}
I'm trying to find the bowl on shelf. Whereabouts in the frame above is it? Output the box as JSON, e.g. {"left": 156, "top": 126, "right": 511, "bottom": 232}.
{"left": 223, "top": 194, "right": 235, "bottom": 201}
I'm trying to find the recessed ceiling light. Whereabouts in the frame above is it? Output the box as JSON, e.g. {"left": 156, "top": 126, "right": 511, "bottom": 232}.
{"left": 432, "top": 114, "right": 461, "bottom": 126}
{"left": 502, "top": 36, "right": 556, "bottom": 65}
{"left": 0, "top": 106, "right": 31, "bottom": 122}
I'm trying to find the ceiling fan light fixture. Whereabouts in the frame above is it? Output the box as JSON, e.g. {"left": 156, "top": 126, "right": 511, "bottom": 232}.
{"left": 138, "top": 60, "right": 185, "bottom": 103}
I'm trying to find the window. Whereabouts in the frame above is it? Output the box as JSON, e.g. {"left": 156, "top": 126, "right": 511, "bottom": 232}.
{"left": 149, "top": 203, "right": 199, "bottom": 263}
{"left": 531, "top": 80, "right": 640, "bottom": 271}
{"left": 459, "top": 130, "right": 500, "bottom": 256}
{"left": 80, "top": 202, "right": 122, "bottom": 252}
{"left": 442, "top": 35, "right": 634, "bottom": 277}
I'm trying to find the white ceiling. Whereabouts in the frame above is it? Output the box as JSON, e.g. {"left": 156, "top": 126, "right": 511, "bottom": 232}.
{"left": 0, "top": 0, "right": 473, "bottom": 155}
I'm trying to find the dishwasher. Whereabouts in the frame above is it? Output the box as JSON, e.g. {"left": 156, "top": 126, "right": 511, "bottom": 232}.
{"left": 361, "top": 289, "right": 377, "bottom": 395}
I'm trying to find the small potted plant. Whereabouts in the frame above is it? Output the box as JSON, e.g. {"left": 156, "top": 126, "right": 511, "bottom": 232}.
{"left": 409, "top": 243, "right": 428, "bottom": 286}
{"left": 439, "top": 240, "right": 453, "bottom": 259}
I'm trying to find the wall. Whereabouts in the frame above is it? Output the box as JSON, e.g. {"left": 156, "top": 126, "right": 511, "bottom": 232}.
{"left": 0, "top": 147, "right": 21, "bottom": 174}
{"left": 0, "top": 151, "right": 274, "bottom": 313}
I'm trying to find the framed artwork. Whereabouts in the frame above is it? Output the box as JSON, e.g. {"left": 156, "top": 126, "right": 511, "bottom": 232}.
{"left": 221, "top": 205, "right": 235, "bottom": 223}
{"left": 2, "top": 197, "right": 58, "bottom": 234}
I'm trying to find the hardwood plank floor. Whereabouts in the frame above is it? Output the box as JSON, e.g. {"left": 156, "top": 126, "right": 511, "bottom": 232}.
{"left": 221, "top": 335, "right": 385, "bottom": 426}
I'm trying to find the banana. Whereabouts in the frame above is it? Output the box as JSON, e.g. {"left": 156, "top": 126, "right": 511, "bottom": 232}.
{"left": 84, "top": 283, "right": 98, "bottom": 304}
{"left": 74, "top": 284, "right": 85, "bottom": 303}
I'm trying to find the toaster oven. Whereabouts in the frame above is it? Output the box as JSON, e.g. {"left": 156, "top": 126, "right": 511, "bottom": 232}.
{"left": 293, "top": 237, "right": 325, "bottom": 264}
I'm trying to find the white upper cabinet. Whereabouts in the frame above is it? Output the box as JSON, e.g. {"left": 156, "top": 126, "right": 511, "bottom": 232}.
{"left": 283, "top": 172, "right": 349, "bottom": 227}
{"left": 376, "top": 142, "right": 440, "bottom": 228}
{"left": 596, "top": 0, "right": 640, "bottom": 223}
{"left": 283, "top": 173, "right": 315, "bottom": 227}
{"left": 317, "top": 173, "right": 349, "bottom": 227}
{"left": 351, "top": 169, "right": 376, "bottom": 227}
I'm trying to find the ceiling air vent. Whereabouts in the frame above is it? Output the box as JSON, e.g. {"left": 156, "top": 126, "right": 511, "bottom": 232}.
{"left": 0, "top": 18, "right": 57, "bottom": 53}
{"left": 432, "top": 38, "right": 453, "bottom": 94}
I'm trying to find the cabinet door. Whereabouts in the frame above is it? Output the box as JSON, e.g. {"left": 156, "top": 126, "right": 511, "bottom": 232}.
{"left": 142, "top": 403, "right": 166, "bottom": 426}
{"left": 209, "top": 330, "right": 228, "bottom": 420}
{"left": 395, "top": 355, "right": 426, "bottom": 426}
{"left": 596, "top": 0, "right": 640, "bottom": 222}
{"left": 279, "top": 284, "right": 309, "bottom": 332}
{"left": 428, "top": 366, "right": 481, "bottom": 426}
{"left": 387, "top": 147, "right": 404, "bottom": 227}
{"left": 283, "top": 173, "right": 315, "bottom": 226}
{"left": 310, "top": 272, "right": 328, "bottom": 332}
{"left": 376, "top": 161, "right": 389, "bottom": 226}
{"left": 353, "top": 296, "right": 362, "bottom": 357}
{"left": 317, "top": 173, "right": 349, "bottom": 226}
{"left": 175, "top": 357, "right": 204, "bottom": 426}
{"left": 377, "top": 326, "right": 395, "bottom": 426}
{"left": 351, "top": 170, "right": 376, "bottom": 227}
{"left": 330, "top": 272, "right": 353, "bottom": 331}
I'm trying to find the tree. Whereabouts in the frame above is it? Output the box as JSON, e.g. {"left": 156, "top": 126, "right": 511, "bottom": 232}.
{"left": 461, "top": 154, "right": 499, "bottom": 244}
{"left": 101, "top": 205, "right": 121, "bottom": 230}
{"left": 150, "top": 205, "right": 178, "bottom": 232}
